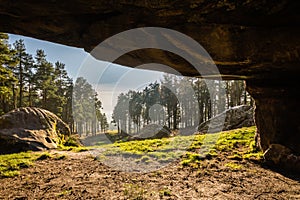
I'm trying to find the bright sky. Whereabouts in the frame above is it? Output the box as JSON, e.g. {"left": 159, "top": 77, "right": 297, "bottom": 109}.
{"left": 8, "top": 34, "right": 164, "bottom": 122}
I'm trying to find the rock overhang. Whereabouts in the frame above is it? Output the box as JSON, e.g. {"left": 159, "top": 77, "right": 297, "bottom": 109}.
{"left": 0, "top": 0, "right": 299, "bottom": 80}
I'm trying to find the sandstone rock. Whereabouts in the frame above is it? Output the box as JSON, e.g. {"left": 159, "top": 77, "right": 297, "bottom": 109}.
{"left": 197, "top": 105, "right": 254, "bottom": 133}
{"left": 0, "top": 107, "right": 70, "bottom": 154}
{"left": 0, "top": 1, "right": 299, "bottom": 80}
{"left": 264, "top": 144, "right": 300, "bottom": 173}
{"left": 246, "top": 81, "right": 300, "bottom": 172}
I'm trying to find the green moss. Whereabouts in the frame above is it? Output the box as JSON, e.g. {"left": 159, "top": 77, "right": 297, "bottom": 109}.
{"left": 58, "top": 134, "right": 82, "bottom": 147}
{"left": 0, "top": 152, "right": 41, "bottom": 178}
{"left": 214, "top": 127, "right": 261, "bottom": 156}
{"left": 159, "top": 189, "right": 172, "bottom": 197}
{"left": 215, "top": 127, "right": 256, "bottom": 152}
{"left": 225, "top": 162, "right": 243, "bottom": 170}
{"left": 63, "top": 137, "right": 80, "bottom": 147}
{"left": 36, "top": 152, "right": 52, "bottom": 160}
{"left": 72, "top": 147, "right": 89, "bottom": 152}
{"left": 54, "top": 154, "right": 67, "bottom": 160}
{"left": 115, "top": 138, "right": 170, "bottom": 153}
{"left": 180, "top": 151, "right": 218, "bottom": 167}
{"left": 57, "top": 145, "right": 89, "bottom": 152}
{"left": 180, "top": 126, "right": 262, "bottom": 167}
{"left": 242, "top": 152, "right": 263, "bottom": 161}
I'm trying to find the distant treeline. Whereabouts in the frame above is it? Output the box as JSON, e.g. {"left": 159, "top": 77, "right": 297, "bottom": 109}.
{"left": 112, "top": 74, "right": 253, "bottom": 134}
{"left": 0, "top": 33, "right": 108, "bottom": 134}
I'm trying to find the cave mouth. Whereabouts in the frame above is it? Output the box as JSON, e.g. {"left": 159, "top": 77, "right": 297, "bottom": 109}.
{"left": 1, "top": 0, "right": 300, "bottom": 172}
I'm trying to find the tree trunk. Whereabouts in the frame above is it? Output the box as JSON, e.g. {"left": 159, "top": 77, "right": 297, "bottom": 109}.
{"left": 18, "top": 59, "right": 23, "bottom": 108}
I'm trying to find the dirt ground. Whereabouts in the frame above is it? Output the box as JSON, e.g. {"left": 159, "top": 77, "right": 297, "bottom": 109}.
{"left": 0, "top": 150, "right": 299, "bottom": 200}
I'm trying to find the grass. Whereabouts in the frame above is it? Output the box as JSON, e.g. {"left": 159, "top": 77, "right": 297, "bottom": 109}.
{"left": 0, "top": 151, "right": 70, "bottom": 178}
{"left": 57, "top": 133, "right": 89, "bottom": 152}
{"left": 225, "top": 162, "right": 243, "bottom": 170}
{"left": 180, "top": 126, "right": 263, "bottom": 167}
{"left": 95, "top": 126, "right": 262, "bottom": 167}
{"left": 97, "top": 136, "right": 191, "bottom": 163}
{"left": 36, "top": 152, "right": 52, "bottom": 160}
{"left": 0, "top": 132, "right": 90, "bottom": 178}
{"left": 57, "top": 145, "right": 90, "bottom": 152}
{"left": 0, "top": 152, "right": 43, "bottom": 178}
{"left": 215, "top": 127, "right": 263, "bottom": 161}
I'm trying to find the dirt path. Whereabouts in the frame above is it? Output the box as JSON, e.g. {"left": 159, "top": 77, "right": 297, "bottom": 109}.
{"left": 0, "top": 150, "right": 299, "bottom": 200}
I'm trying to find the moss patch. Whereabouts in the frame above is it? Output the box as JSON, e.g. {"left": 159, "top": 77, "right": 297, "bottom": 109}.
{"left": 180, "top": 126, "right": 263, "bottom": 167}
{"left": 225, "top": 162, "right": 243, "bottom": 170}
{"left": 0, "top": 152, "right": 42, "bottom": 178}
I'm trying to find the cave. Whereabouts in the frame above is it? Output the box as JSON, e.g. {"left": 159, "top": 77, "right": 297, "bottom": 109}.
{"left": 0, "top": 0, "right": 299, "bottom": 171}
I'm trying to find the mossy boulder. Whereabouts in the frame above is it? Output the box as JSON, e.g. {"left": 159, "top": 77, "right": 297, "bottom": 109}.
{"left": 0, "top": 107, "right": 70, "bottom": 154}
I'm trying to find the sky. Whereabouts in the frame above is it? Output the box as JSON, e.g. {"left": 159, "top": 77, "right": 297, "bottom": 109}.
{"left": 8, "top": 34, "right": 164, "bottom": 122}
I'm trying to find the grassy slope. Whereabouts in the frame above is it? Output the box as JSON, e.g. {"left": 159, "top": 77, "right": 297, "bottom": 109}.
{"left": 96, "top": 126, "right": 263, "bottom": 166}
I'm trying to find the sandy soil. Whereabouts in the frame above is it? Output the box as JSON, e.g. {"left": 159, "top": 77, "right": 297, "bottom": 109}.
{"left": 0, "top": 150, "right": 299, "bottom": 200}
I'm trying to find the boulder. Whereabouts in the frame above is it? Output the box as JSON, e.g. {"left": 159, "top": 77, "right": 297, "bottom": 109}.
{"left": 0, "top": 107, "right": 71, "bottom": 154}
{"left": 133, "top": 124, "right": 171, "bottom": 140}
{"left": 264, "top": 144, "right": 300, "bottom": 173}
{"left": 197, "top": 105, "right": 254, "bottom": 133}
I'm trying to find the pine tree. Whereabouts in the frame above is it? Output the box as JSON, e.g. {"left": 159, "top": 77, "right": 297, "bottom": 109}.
{"left": 0, "top": 33, "right": 17, "bottom": 114}
{"left": 129, "top": 91, "right": 143, "bottom": 133}
{"left": 160, "top": 74, "right": 180, "bottom": 129}
{"left": 73, "top": 77, "right": 102, "bottom": 135}
{"left": 12, "top": 39, "right": 27, "bottom": 107}
{"left": 99, "top": 113, "right": 109, "bottom": 132}
{"left": 33, "top": 49, "right": 56, "bottom": 109}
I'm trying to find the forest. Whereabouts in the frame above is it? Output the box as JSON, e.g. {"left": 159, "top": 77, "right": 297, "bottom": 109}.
{"left": 112, "top": 75, "right": 253, "bottom": 135}
{"left": 1, "top": 32, "right": 253, "bottom": 136}
{"left": 0, "top": 33, "right": 109, "bottom": 134}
